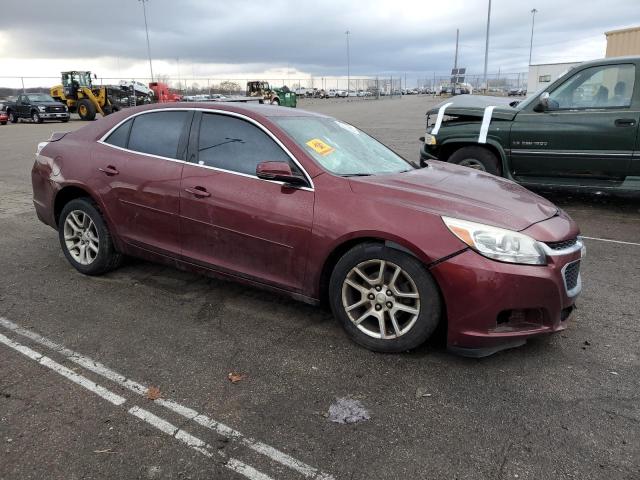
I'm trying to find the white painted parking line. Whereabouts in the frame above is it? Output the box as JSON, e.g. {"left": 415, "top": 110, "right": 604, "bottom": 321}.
{"left": 0, "top": 332, "right": 126, "bottom": 406}
{"left": 0, "top": 317, "right": 335, "bottom": 480}
{"left": 0, "top": 330, "right": 274, "bottom": 480}
{"left": 582, "top": 236, "right": 640, "bottom": 247}
{"left": 128, "top": 407, "right": 275, "bottom": 480}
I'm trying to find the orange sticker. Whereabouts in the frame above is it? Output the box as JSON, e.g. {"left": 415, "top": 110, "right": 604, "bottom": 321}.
{"left": 306, "top": 138, "right": 335, "bottom": 156}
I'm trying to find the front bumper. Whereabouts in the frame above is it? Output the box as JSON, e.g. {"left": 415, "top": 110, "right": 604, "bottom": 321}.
{"left": 420, "top": 143, "right": 438, "bottom": 163}
{"left": 40, "top": 112, "right": 70, "bottom": 120}
{"left": 431, "top": 244, "right": 582, "bottom": 357}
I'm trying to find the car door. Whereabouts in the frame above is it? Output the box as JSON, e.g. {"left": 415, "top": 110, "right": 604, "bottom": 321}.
{"left": 18, "top": 95, "right": 29, "bottom": 116}
{"left": 510, "top": 63, "right": 638, "bottom": 184}
{"left": 179, "top": 111, "right": 314, "bottom": 291}
{"left": 92, "top": 110, "right": 193, "bottom": 256}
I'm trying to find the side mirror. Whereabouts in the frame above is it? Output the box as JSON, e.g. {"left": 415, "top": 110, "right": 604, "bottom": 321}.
{"left": 256, "top": 161, "right": 306, "bottom": 186}
{"left": 534, "top": 92, "right": 558, "bottom": 112}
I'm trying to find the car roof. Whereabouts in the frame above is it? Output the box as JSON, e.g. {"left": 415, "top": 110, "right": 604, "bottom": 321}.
{"left": 575, "top": 56, "right": 640, "bottom": 68}
{"left": 132, "top": 101, "right": 329, "bottom": 119}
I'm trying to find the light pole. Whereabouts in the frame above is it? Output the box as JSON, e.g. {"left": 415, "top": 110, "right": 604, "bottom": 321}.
{"left": 483, "top": 0, "right": 492, "bottom": 92}
{"left": 139, "top": 0, "right": 154, "bottom": 82}
{"left": 529, "top": 8, "right": 538, "bottom": 66}
{"left": 345, "top": 30, "right": 351, "bottom": 93}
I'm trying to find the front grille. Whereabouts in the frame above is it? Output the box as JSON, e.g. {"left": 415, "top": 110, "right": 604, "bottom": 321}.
{"left": 564, "top": 260, "right": 581, "bottom": 291}
{"left": 46, "top": 105, "right": 65, "bottom": 113}
{"left": 546, "top": 238, "right": 578, "bottom": 251}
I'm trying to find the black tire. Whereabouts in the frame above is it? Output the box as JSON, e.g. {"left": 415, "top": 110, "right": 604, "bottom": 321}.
{"left": 9, "top": 111, "right": 18, "bottom": 123}
{"left": 0, "top": 122, "right": 6, "bottom": 125}
{"left": 77, "top": 99, "right": 97, "bottom": 121}
{"left": 31, "top": 110, "right": 43, "bottom": 124}
{"left": 61, "top": 118, "right": 69, "bottom": 123}
{"left": 329, "top": 243, "right": 441, "bottom": 353}
{"left": 270, "top": 98, "right": 280, "bottom": 105}
{"left": 449, "top": 146, "right": 501, "bottom": 176}
{"left": 58, "top": 198, "right": 123, "bottom": 276}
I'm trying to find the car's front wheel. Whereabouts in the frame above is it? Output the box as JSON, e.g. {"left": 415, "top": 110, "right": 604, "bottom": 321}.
{"left": 31, "top": 111, "right": 43, "bottom": 124}
{"left": 58, "top": 198, "right": 122, "bottom": 276}
{"left": 329, "top": 243, "right": 441, "bottom": 352}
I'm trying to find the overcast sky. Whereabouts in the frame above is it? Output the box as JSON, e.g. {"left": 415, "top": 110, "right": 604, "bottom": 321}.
{"left": 0, "top": 0, "right": 637, "bottom": 87}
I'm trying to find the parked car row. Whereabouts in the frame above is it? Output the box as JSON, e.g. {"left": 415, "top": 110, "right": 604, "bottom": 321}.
{"left": 293, "top": 88, "right": 376, "bottom": 99}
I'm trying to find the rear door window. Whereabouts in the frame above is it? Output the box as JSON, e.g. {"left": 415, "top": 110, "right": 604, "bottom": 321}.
{"left": 104, "top": 119, "right": 132, "bottom": 148}
{"left": 127, "top": 111, "right": 190, "bottom": 159}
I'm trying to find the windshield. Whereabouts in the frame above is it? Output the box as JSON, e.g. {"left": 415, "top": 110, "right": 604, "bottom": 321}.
{"left": 27, "top": 94, "right": 54, "bottom": 102}
{"left": 274, "top": 116, "right": 413, "bottom": 176}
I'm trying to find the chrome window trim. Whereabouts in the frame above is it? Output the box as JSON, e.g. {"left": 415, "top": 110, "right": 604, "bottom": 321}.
{"left": 97, "top": 107, "right": 315, "bottom": 191}
{"left": 540, "top": 237, "right": 585, "bottom": 257}
{"left": 561, "top": 259, "right": 582, "bottom": 298}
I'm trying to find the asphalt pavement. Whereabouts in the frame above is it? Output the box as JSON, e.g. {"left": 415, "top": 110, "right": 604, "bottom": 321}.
{"left": 0, "top": 96, "right": 638, "bottom": 480}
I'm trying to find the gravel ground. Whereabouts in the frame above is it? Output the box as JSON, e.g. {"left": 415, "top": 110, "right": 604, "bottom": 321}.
{"left": 0, "top": 96, "right": 638, "bottom": 480}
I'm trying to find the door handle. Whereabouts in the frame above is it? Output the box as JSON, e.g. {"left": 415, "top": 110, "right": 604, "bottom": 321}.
{"left": 98, "top": 165, "right": 119, "bottom": 176}
{"left": 614, "top": 118, "right": 636, "bottom": 127}
{"left": 184, "top": 186, "right": 211, "bottom": 198}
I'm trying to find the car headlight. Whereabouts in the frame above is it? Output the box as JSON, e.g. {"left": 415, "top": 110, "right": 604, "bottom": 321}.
{"left": 442, "top": 216, "right": 547, "bottom": 265}
{"left": 424, "top": 133, "right": 437, "bottom": 145}
{"left": 38, "top": 106, "right": 46, "bottom": 112}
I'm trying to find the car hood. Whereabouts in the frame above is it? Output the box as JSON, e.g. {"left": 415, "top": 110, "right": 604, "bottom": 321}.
{"left": 348, "top": 161, "right": 558, "bottom": 232}
{"left": 427, "top": 95, "right": 519, "bottom": 121}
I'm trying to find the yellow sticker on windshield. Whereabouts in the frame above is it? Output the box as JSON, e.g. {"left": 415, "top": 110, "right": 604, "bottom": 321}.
{"left": 306, "top": 138, "right": 335, "bottom": 156}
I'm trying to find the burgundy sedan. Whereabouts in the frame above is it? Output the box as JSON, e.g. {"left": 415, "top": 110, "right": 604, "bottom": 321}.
{"left": 31, "top": 103, "right": 584, "bottom": 356}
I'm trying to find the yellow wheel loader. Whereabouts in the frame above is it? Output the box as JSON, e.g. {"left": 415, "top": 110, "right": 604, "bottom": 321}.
{"left": 50, "top": 71, "right": 115, "bottom": 121}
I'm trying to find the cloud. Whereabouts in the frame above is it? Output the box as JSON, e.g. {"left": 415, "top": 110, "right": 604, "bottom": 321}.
{"left": 0, "top": 0, "right": 637, "bottom": 79}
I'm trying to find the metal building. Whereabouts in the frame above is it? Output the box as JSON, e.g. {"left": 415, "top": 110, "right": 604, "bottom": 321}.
{"left": 605, "top": 26, "right": 640, "bottom": 57}
{"left": 527, "top": 61, "right": 582, "bottom": 93}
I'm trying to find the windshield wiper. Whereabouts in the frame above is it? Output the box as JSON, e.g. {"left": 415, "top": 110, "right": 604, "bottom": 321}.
{"left": 341, "top": 173, "right": 373, "bottom": 177}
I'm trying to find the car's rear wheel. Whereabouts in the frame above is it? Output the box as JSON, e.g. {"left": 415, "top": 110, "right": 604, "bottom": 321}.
{"left": 58, "top": 198, "right": 122, "bottom": 276}
{"left": 329, "top": 243, "right": 441, "bottom": 352}
{"left": 449, "top": 146, "right": 501, "bottom": 175}
{"left": 9, "top": 111, "right": 18, "bottom": 123}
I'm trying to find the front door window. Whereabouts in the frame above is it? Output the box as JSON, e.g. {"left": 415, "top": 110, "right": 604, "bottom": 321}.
{"left": 548, "top": 64, "right": 635, "bottom": 109}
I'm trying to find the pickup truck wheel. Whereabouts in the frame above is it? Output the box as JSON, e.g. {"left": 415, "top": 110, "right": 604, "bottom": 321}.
{"left": 77, "top": 99, "right": 97, "bottom": 121}
{"left": 31, "top": 111, "right": 43, "bottom": 124}
{"left": 449, "top": 146, "right": 501, "bottom": 176}
{"left": 329, "top": 243, "right": 441, "bottom": 353}
{"left": 9, "top": 111, "right": 18, "bottom": 123}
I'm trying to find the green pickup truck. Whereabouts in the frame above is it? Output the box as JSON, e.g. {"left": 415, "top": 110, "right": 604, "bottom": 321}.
{"left": 420, "top": 56, "right": 640, "bottom": 192}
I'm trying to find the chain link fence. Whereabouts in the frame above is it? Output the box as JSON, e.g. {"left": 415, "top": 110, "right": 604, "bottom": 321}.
{"left": 0, "top": 72, "right": 527, "bottom": 99}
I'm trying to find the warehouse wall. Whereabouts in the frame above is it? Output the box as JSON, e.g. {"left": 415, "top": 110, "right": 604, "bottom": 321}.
{"left": 527, "top": 62, "right": 582, "bottom": 93}
{"left": 606, "top": 26, "right": 640, "bottom": 57}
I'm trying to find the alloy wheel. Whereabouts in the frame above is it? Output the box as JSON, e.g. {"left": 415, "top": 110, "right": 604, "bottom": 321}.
{"left": 458, "top": 158, "right": 487, "bottom": 171}
{"left": 63, "top": 210, "right": 99, "bottom": 265}
{"left": 341, "top": 259, "right": 421, "bottom": 339}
